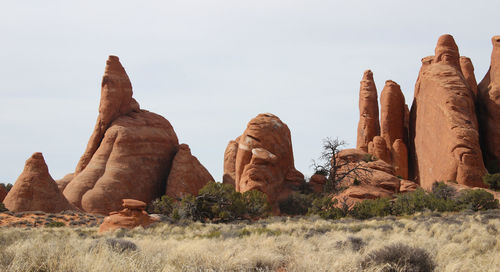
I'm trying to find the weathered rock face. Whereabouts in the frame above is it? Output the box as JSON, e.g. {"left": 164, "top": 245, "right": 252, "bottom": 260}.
{"left": 309, "top": 174, "right": 327, "bottom": 194}
{"left": 460, "top": 57, "right": 478, "bottom": 98}
{"left": 98, "top": 199, "right": 158, "bottom": 233}
{"left": 478, "top": 36, "right": 500, "bottom": 173}
{"left": 410, "top": 34, "right": 486, "bottom": 190}
{"left": 399, "top": 179, "right": 419, "bottom": 193}
{"left": 63, "top": 56, "right": 179, "bottom": 214}
{"left": 224, "top": 113, "right": 305, "bottom": 210}
{"left": 165, "top": 144, "right": 214, "bottom": 199}
{"left": 0, "top": 186, "right": 8, "bottom": 203}
{"left": 371, "top": 136, "right": 391, "bottom": 163}
{"left": 392, "top": 139, "right": 408, "bottom": 179}
{"left": 222, "top": 138, "right": 239, "bottom": 186}
{"left": 3, "top": 153, "right": 76, "bottom": 213}
{"left": 380, "top": 80, "right": 406, "bottom": 148}
{"left": 357, "top": 70, "right": 380, "bottom": 152}
{"left": 333, "top": 149, "right": 400, "bottom": 208}
{"left": 55, "top": 173, "right": 74, "bottom": 192}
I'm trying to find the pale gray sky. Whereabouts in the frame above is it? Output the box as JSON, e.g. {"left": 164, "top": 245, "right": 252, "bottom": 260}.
{"left": 1, "top": 0, "right": 499, "bottom": 184}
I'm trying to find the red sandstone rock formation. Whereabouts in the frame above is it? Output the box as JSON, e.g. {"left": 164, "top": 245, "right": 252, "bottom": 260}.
{"left": 0, "top": 186, "right": 7, "bottom": 203}
{"left": 356, "top": 70, "right": 380, "bottom": 152}
{"left": 224, "top": 113, "right": 305, "bottom": 210}
{"left": 332, "top": 149, "right": 400, "bottom": 208}
{"left": 63, "top": 56, "right": 179, "bottom": 214}
{"left": 55, "top": 173, "right": 74, "bottom": 192}
{"left": 222, "top": 138, "right": 239, "bottom": 186}
{"left": 380, "top": 80, "right": 406, "bottom": 147}
{"left": 409, "top": 34, "right": 486, "bottom": 190}
{"left": 370, "top": 136, "right": 391, "bottom": 163}
{"left": 399, "top": 179, "right": 419, "bottom": 193}
{"left": 3, "top": 153, "right": 76, "bottom": 213}
{"left": 165, "top": 144, "right": 214, "bottom": 199}
{"left": 478, "top": 36, "right": 500, "bottom": 172}
{"left": 309, "top": 174, "right": 327, "bottom": 194}
{"left": 460, "top": 57, "right": 478, "bottom": 98}
{"left": 392, "top": 139, "right": 408, "bottom": 179}
{"left": 98, "top": 199, "right": 158, "bottom": 233}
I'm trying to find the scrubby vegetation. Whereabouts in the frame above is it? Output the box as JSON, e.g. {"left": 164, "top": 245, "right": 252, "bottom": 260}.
{"left": 483, "top": 173, "right": 500, "bottom": 191}
{"left": 0, "top": 203, "right": 7, "bottom": 213}
{"left": 0, "top": 210, "right": 499, "bottom": 271}
{"left": 149, "top": 182, "right": 270, "bottom": 222}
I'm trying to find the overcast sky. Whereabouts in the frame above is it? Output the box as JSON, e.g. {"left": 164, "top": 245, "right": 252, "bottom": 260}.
{"left": 1, "top": 0, "right": 499, "bottom": 184}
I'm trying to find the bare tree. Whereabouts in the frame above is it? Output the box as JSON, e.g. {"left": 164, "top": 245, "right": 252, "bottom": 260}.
{"left": 312, "top": 137, "right": 372, "bottom": 193}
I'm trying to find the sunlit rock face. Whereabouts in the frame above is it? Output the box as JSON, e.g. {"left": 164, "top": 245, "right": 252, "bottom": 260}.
{"left": 409, "top": 34, "right": 486, "bottom": 190}
{"left": 224, "top": 113, "right": 305, "bottom": 211}
{"left": 356, "top": 70, "right": 380, "bottom": 152}
{"left": 478, "top": 36, "right": 500, "bottom": 173}
{"left": 63, "top": 56, "right": 179, "bottom": 214}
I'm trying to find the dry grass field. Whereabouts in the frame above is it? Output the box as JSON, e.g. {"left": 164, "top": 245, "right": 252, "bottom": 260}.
{"left": 0, "top": 210, "right": 499, "bottom": 272}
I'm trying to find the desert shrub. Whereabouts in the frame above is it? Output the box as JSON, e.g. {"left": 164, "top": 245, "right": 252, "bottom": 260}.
{"left": 0, "top": 183, "right": 12, "bottom": 192}
{"left": 196, "top": 182, "right": 246, "bottom": 222}
{"left": 337, "top": 236, "right": 366, "bottom": 251}
{"left": 147, "top": 195, "right": 175, "bottom": 215}
{"left": 392, "top": 188, "right": 459, "bottom": 215}
{"left": 482, "top": 173, "right": 500, "bottom": 191}
{"left": 279, "top": 192, "right": 314, "bottom": 215}
{"left": 242, "top": 190, "right": 270, "bottom": 218}
{"left": 308, "top": 195, "right": 346, "bottom": 220}
{"left": 172, "top": 194, "right": 198, "bottom": 221}
{"left": 0, "top": 203, "right": 7, "bottom": 212}
{"left": 45, "top": 221, "right": 65, "bottom": 228}
{"left": 456, "top": 189, "right": 499, "bottom": 211}
{"left": 431, "top": 181, "right": 457, "bottom": 200}
{"left": 350, "top": 198, "right": 392, "bottom": 219}
{"left": 361, "top": 243, "right": 435, "bottom": 272}
{"left": 90, "top": 238, "right": 138, "bottom": 253}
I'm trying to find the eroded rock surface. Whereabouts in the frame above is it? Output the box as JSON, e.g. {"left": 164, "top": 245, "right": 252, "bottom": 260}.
{"left": 98, "top": 199, "right": 158, "bottom": 233}
{"left": 222, "top": 139, "right": 239, "bottom": 186}
{"left": 63, "top": 56, "right": 179, "bottom": 214}
{"left": 3, "top": 153, "right": 76, "bottom": 213}
{"left": 166, "top": 144, "right": 214, "bottom": 199}
{"left": 478, "top": 36, "right": 500, "bottom": 172}
{"left": 0, "top": 186, "right": 8, "bottom": 203}
{"left": 380, "top": 80, "right": 406, "bottom": 147}
{"left": 224, "top": 113, "right": 305, "bottom": 210}
{"left": 409, "top": 34, "right": 486, "bottom": 190}
{"left": 356, "top": 70, "right": 380, "bottom": 152}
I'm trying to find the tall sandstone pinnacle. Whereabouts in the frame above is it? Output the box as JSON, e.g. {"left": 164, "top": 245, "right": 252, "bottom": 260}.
{"left": 223, "top": 113, "right": 305, "bottom": 211}
{"left": 356, "top": 70, "right": 380, "bottom": 152}
{"left": 380, "top": 80, "right": 406, "bottom": 147}
{"left": 63, "top": 56, "right": 179, "bottom": 214}
{"left": 380, "top": 80, "right": 408, "bottom": 179}
{"left": 409, "top": 34, "right": 486, "bottom": 189}
{"left": 460, "top": 57, "right": 478, "bottom": 98}
{"left": 3, "top": 153, "right": 75, "bottom": 213}
{"left": 478, "top": 36, "right": 500, "bottom": 172}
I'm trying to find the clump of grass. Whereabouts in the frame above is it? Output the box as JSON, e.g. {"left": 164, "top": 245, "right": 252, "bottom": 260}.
{"left": 361, "top": 243, "right": 436, "bottom": 271}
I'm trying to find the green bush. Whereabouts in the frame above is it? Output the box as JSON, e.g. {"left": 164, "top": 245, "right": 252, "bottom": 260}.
{"left": 147, "top": 195, "right": 175, "bottom": 215}
{"left": 46, "top": 221, "right": 65, "bottom": 228}
{"left": 279, "top": 192, "right": 314, "bottom": 215}
{"left": 432, "top": 181, "right": 457, "bottom": 200}
{"left": 172, "top": 194, "right": 197, "bottom": 221}
{"left": 0, "top": 202, "right": 8, "bottom": 212}
{"left": 308, "top": 196, "right": 346, "bottom": 220}
{"left": 242, "top": 190, "right": 270, "bottom": 218}
{"left": 350, "top": 198, "right": 392, "bottom": 219}
{"left": 392, "top": 188, "right": 459, "bottom": 215}
{"left": 482, "top": 173, "right": 500, "bottom": 191}
{"left": 456, "top": 189, "right": 499, "bottom": 211}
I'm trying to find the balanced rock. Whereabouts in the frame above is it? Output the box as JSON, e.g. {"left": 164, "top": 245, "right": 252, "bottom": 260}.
{"left": 3, "top": 153, "right": 75, "bottom": 213}
{"left": 356, "top": 70, "right": 380, "bottom": 152}
{"left": 63, "top": 56, "right": 179, "bottom": 214}
{"left": 224, "top": 113, "right": 305, "bottom": 210}
{"left": 409, "top": 34, "right": 486, "bottom": 190}
{"left": 380, "top": 80, "right": 406, "bottom": 147}
{"left": 478, "top": 36, "right": 500, "bottom": 172}
{"left": 165, "top": 144, "right": 214, "bottom": 199}
{"left": 98, "top": 199, "right": 158, "bottom": 233}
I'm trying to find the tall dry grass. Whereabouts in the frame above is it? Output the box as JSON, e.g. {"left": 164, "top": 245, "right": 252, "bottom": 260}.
{"left": 0, "top": 210, "right": 499, "bottom": 271}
